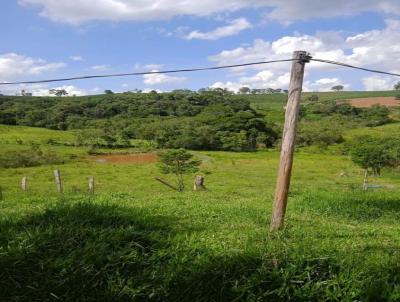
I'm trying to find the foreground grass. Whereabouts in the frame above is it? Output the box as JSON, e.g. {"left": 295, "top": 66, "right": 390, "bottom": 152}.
{"left": 1, "top": 146, "right": 400, "bottom": 300}
{"left": 1, "top": 189, "right": 400, "bottom": 301}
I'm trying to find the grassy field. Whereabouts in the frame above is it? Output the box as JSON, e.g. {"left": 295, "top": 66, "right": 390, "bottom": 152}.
{"left": 245, "top": 90, "right": 400, "bottom": 123}
{"left": 1, "top": 92, "right": 400, "bottom": 301}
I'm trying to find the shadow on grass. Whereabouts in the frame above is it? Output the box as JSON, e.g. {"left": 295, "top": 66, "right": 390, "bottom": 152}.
{"left": 1, "top": 200, "right": 400, "bottom": 301}
{"left": 0, "top": 201, "right": 177, "bottom": 301}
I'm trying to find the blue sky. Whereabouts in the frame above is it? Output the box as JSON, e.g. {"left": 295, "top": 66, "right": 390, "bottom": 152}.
{"left": 0, "top": 0, "right": 400, "bottom": 95}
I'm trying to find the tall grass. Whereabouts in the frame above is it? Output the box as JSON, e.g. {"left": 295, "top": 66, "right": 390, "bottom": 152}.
{"left": 1, "top": 190, "right": 400, "bottom": 301}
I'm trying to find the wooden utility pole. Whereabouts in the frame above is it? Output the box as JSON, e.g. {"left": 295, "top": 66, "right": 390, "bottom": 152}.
{"left": 53, "top": 169, "right": 63, "bottom": 193}
{"left": 21, "top": 176, "right": 27, "bottom": 192}
{"left": 270, "top": 51, "right": 310, "bottom": 231}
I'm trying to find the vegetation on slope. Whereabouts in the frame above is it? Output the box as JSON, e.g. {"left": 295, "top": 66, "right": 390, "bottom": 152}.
{"left": 0, "top": 91, "right": 279, "bottom": 151}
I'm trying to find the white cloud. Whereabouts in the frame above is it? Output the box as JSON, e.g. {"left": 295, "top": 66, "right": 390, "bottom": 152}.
{"left": 305, "top": 78, "right": 349, "bottom": 92}
{"left": 69, "top": 55, "right": 83, "bottom": 61}
{"left": 90, "top": 65, "right": 108, "bottom": 71}
{"left": 143, "top": 70, "right": 186, "bottom": 85}
{"left": 19, "top": 0, "right": 400, "bottom": 24}
{"left": 0, "top": 84, "right": 86, "bottom": 96}
{"left": 184, "top": 18, "right": 252, "bottom": 40}
{"left": 0, "top": 53, "right": 65, "bottom": 81}
{"left": 209, "top": 19, "right": 400, "bottom": 91}
{"left": 362, "top": 76, "right": 397, "bottom": 91}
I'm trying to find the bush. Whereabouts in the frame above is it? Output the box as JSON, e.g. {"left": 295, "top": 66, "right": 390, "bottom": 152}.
{"left": 348, "top": 135, "right": 400, "bottom": 175}
{"left": 296, "top": 121, "right": 344, "bottom": 147}
{"left": 158, "top": 149, "right": 201, "bottom": 191}
{"left": 360, "top": 105, "right": 391, "bottom": 127}
{"left": 306, "top": 94, "right": 319, "bottom": 102}
{"left": 0, "top": 145, "right": 63, "bottom": 168}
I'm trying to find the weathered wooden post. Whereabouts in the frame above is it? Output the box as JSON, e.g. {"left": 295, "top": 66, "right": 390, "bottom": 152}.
{"left": 270, "top": 51, "right": 310, "bottom": 231}
{"left": 21, "top": 176, "right": 27, "bottom": 192}
{"left": 53, "top": 169, "right": 63, "bottom": 193}
{"left": 88, "top": 176, "right": 95, "bottom": 194}
{"left": 362, "top": 169, "right": 368, "bottom": 191}
{"left": 193, "top": 175, "right": 206, "bottom": 191}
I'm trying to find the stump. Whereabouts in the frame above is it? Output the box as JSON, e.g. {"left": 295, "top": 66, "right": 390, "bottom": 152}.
{"left": 193, "top": 175, "right": 206, "bottom": 191}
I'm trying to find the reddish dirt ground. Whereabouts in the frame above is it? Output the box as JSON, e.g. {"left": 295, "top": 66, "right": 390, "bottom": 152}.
{"left": 345, "top": 97, "right": 400, "bottom": 108}
{"left": 90, "top": 153, "right": 157, "bottom": 164}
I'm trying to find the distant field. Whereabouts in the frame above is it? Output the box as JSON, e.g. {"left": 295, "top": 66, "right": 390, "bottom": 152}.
{"left": 346, "top": 97, "right": 400, "bottom": 108}
{"left": 244, "top": 90, "right": 400, "bottom": 122}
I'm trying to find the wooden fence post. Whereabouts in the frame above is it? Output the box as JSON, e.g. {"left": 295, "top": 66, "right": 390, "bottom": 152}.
{"left": 193, "top": 175, "right": 206, "bottom": 191}
{"left": 53, "top": 169, "right": 63, "bottom": 193}
{"left": 21, "top": 176, "right": 27, "bottom": 192}
{"left": 89, "top": 176, "right": 95, "bottom": 194}
{"left": 362, "top": 169, "right": 368, "bottom": 191}
{"left": 270, "top": 51, "right": 310, "bottom": 231}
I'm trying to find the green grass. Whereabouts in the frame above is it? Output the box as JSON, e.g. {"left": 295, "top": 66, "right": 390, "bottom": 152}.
{"left": 345, "top": 122, "right": 400, "bottom": 139}
{"left": 2, "top": 92, "right": 400, "bottom": 301}
{"left": 245, "top": 91, "right": 400, "bottom": 123}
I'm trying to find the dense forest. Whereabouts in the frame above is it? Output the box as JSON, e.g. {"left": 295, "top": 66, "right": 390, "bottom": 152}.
{"left": 0, "top": 90, "right": 278, "bottom": 151}
{"left": 0, "top": 90, "right": 393, "bottom": 151}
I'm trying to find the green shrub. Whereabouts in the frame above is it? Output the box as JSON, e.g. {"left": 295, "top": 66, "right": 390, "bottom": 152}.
{"left": 360, "top": 105, "right": 391, "bottom": 127}
{"left": 0, "top": 145, "right": 63, "bottom": 168}
{"left": 158, "top": 148, "right": 201, "bottom": 191}
{"left": 347, "top": 135, "right": 400, "bottom": 175}
{"left": 296, "top": 121, "right": 344, "bottom": 147}
{"left": 306, "top": 94, "right": 319, "bottom": 102}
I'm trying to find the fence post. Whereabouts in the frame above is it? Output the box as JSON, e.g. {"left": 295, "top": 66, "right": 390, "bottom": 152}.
{"left": 89, "top": 176, "right": 95, "bottom": 194}
{"left": 270, "top": 50, "right": 310, "bottom": 231}
{"left": 362, "top": 169, "right": 368, "bottom": 191}
{"left": 53, "top": 169, "right": 63, "bottom": 193}
{"left": 22, "top": 176, "right": 27, "bottom": 192}
{"left": 193, "top": 175, "right": 206, "bottom": 191}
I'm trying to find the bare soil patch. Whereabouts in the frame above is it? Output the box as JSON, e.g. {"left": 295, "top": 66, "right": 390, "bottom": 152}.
{"left": 344, "top": 97, "right": 400, "bottom": 108}
{"left": 90, "top": 153, "right": 157, "bottom": 164}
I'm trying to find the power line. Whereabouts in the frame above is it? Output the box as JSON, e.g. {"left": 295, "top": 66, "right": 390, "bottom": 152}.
{"left": 0, "top": 57, "right": 399, "bottom": 86}
{"left": 0, "top": 59, "right": 296, "bottom": 86}
{"left": 310, "top": 58, "right": 400, "bottom": 77}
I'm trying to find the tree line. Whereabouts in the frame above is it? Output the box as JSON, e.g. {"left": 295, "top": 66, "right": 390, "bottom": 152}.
{"left": 0, "top": 90, "right": 278, "bottom": 151}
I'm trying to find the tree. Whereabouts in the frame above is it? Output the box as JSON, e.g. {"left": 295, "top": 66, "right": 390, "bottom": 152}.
{"left": 157, "top": 149, "right": 201, "bottom": 191}
{"left": 306, "top": 94, "right": 319, "bottom": 102}
{"left": 349, "top": 136, "right": 400, "bottom": 176}
{"left": 331, "top": 85, "right": 344, "bottom": 92}
{"left": 394, "top": 81, "right": 400, "bottom": 90}
{"left": 104, "top": 90, "right": 114, "bottom": 94}
{"left": 49, "top": 89, "right": 68, "bottom": 97}
{"left": 239, "top": 87, "right": 250, "bottom": 94}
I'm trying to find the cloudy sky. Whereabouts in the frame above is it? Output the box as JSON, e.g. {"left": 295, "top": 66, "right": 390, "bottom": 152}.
{"left": 1, "top": 0, "right": 400, "bottom": 95}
